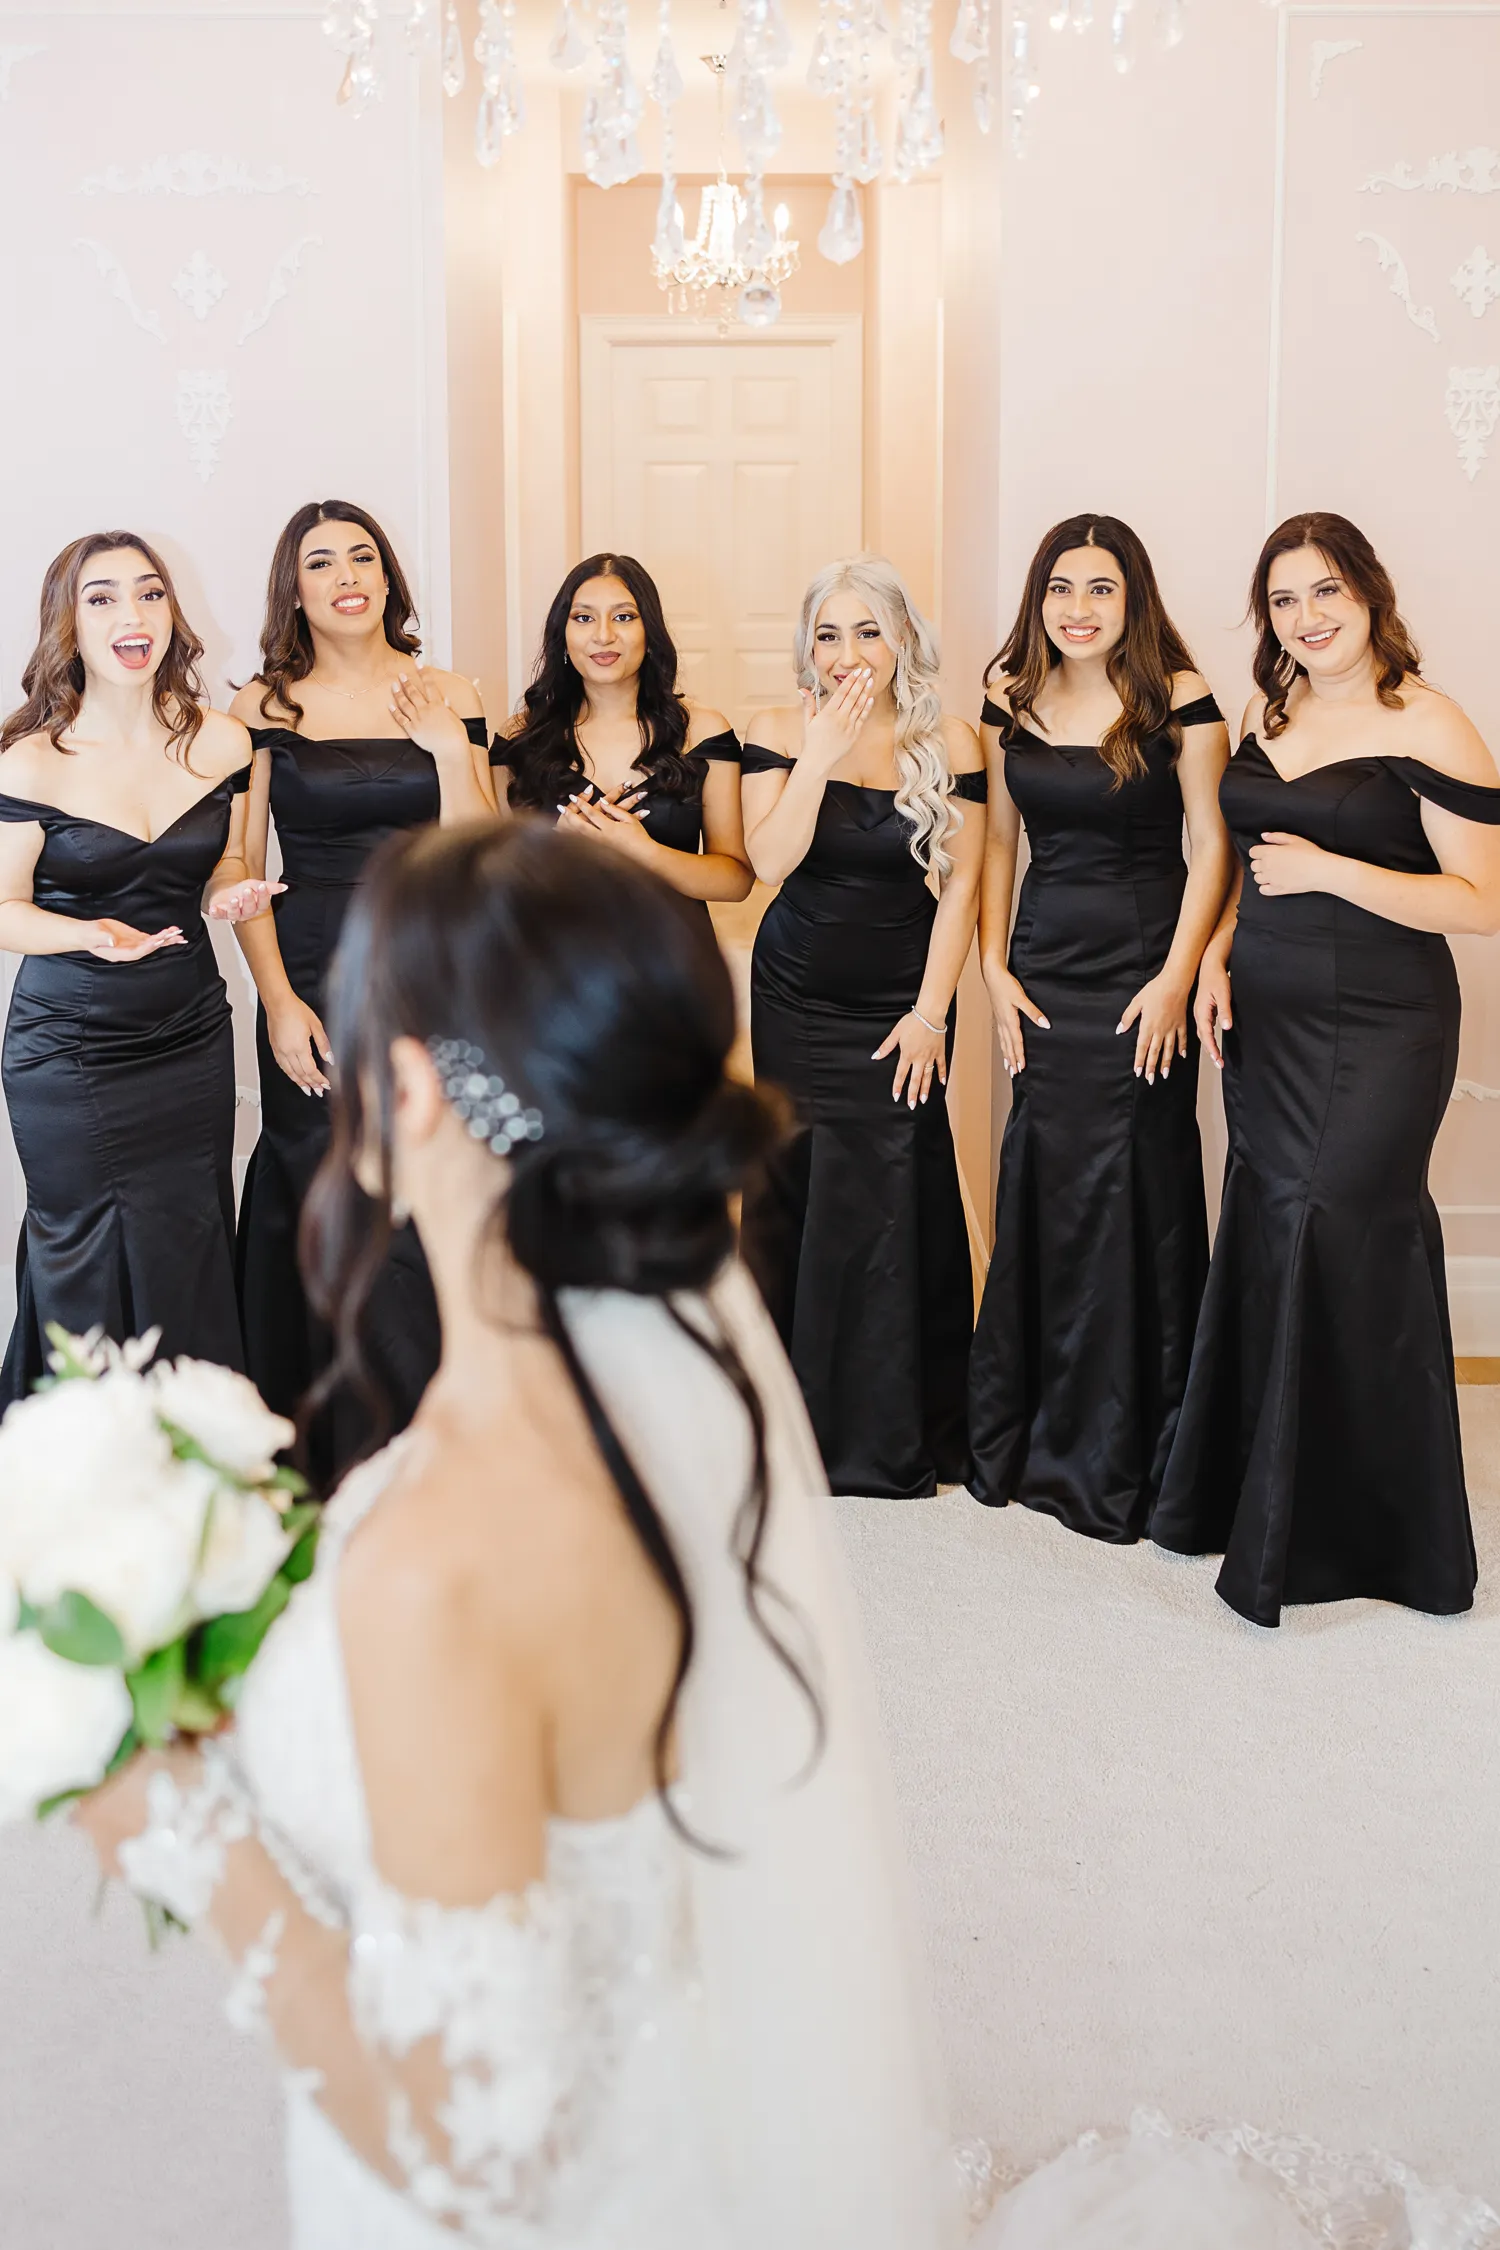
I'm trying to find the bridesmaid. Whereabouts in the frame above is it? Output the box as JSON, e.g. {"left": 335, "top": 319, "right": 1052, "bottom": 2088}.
{"left": 493, "top": 552, "right": 752, "bottom": 911}
{"left": 968, "top": 515, "right": 1232, "bottom": 1537}
{"left": 230, "top": 500, "right": 493, "bottom": 1473}
{"left": 739, "top": 555, "right": 985, "bottom": 1498}
{"left": 0, "top": 531, "right": 270, "bottom": 1400}
{"left": 1153, "top": 511, "right": 1500, "bottom": 1624}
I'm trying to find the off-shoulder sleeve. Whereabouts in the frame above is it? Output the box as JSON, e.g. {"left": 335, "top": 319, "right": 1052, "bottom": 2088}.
{"left": 0, "top": 791, "right": 50, "bottom": 824}
{"left": 738, "top": 742, "right": 797, "bottom": 775}
{"left": 692, "top": 727, "right": 741, "bottom": 763}
{"left": 950, "top": 770, "right": 988, "bottom": 804}
{"left": 1171, "top": 693, "right": 1224, "bottom": 729}
{"left": 979, "top": 697, "right": 1008, "bottom": 731}
{"left": 463, "top": 716, "right": 488, "bottom": 749}
{"left": 488, "top": 734, "right": 512, "bottom": 769}
{"left": 227, "top": 763, "right": 253, "bottom": 796}
{"left": 1383, "top": 759, "right": 1500, "bottom": 823}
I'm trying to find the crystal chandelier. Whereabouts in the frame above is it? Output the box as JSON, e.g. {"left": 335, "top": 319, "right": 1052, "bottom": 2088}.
{"left": 322, "top": 1, "right": 1193, "bottom": 190}
{"left": 652, "top": 55, "right": 800, "bottom": 332}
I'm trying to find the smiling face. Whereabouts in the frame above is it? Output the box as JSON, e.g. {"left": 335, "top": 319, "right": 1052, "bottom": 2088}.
{"left": 73, "top": 547, "right": 175, "bottom": 686}
{"left": 1041, "top": 546, "right": 1127, "bottom": 664}
{"left": 296, "top": 518, "right": 389, "bottom": 643}
{"left": 563, "top": 576, "right": 647, "bottom": 691}
{"left": 810, "top": 588, "right": 897, "bottom": 702}
{"left": 1266, "top": 544, "right": 1372, "bottom": 679}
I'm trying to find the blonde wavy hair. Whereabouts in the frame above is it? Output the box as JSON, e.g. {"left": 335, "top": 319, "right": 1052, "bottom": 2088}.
{"left": 793, "top": 555, "right": 958, "bottom": 879}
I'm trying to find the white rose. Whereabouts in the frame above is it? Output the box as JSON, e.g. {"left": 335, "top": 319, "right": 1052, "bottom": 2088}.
{"left": 191, "top": 1486, "right": 293, "bottom": 1622}
{"left": 0, "top": 1633, "right": 132, "bottom": 1827}
{"left": 19, "top": 1462, "right": 208, "bottom": 1664}
{"left": 148, "top": 1357, "right": 294, "bottom": 1484}
{"left": 0, "top": 1371, "right": 173, "bottom": 1542}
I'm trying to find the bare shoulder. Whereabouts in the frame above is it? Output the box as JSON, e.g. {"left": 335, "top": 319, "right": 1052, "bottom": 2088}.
{"left": 422, "top": 664, "right": 484, "bottom": 720}
{"left": 227, "top": 681, "right": 270, "bottom": 728}
{"left": 1402, "top": 681, "right": 1500, "bottom": 785}
{"left": 0, "top": 730, "right": 55, "bottom": 791}
{"left": 745, "top": 705, "right": 797, "bottom": 755}
{"left": 941, "top": 714, "right": 984, "bottom": 773}
{"left": 194, "top": 708, "right": 253, "bottom": 776}
{"left": 1170, "top": 668, "right": 1217, "bottom": 713}
{"left": 1239, "top": 690, "right": 1268, "bottom": 745}
{"left": 684, "top": 700, "right": 732, "bottom": 746}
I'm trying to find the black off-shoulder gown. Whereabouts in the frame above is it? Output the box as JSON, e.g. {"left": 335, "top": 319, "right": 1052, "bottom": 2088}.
{"left": 739, "top": 748, "right": 987, "bottom": 1498}
{"left": 235, "top": 719, "right": 489, "bottom": 1469}
{"left": 968, "top": 695, "right": 1221, "bottom": 1537}
{"left": 0, "top": 771, "right": 248, "bottom": 1404}
{"left": 1152, "top": 742, "right": 1500, "bottom": 1624}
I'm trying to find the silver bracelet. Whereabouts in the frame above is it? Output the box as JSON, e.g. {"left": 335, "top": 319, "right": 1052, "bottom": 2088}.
{"left": 911, "top": 1007, "right": 945, "bottom": 1036}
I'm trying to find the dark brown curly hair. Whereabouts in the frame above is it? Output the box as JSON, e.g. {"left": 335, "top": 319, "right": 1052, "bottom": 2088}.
{"left": 985, "top": 513, "right": 1197, "bottom": 789}
{"left": 1, "top": 531, "right": 206, "bottom": 762}
{"left": 250, "top": 499, "right": 420, "bottom": 727}
{"left": 1251, "top": 512, "right": 1423, "bottom": 739}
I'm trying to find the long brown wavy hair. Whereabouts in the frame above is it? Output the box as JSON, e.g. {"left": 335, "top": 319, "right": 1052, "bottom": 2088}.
{"left": 1250, "top": 512, "right": 1423, "bottom": 740}
{"left": 250, "top": 499, "right": 420, "bottom": 726}
{"left": 1, "top": 531, "right": 207, "bottom": 762}
{"left": 985, "top": 513, "right": 1196, "bottom": 788}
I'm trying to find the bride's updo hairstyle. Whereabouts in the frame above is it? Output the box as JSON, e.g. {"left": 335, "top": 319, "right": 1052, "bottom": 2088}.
{"left": 303, "top": 821, "right": 815, "bottom": 1837}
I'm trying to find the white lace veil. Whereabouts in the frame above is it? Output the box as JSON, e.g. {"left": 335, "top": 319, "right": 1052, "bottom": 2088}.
{"left": 565, "top": 1263, "right": 963, "bottom": 2250}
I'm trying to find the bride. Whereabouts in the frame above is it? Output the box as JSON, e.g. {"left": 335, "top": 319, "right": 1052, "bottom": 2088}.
{"left": 77, "top": 818, "right": 959, "bottom": 2249}
{"left": 78, "top": 822, "right": 1494, "bottom": 2249}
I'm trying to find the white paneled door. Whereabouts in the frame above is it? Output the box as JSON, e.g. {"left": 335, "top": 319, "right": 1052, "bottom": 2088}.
{"left": 580, "top": 319, "right": 862, "bottom": 731}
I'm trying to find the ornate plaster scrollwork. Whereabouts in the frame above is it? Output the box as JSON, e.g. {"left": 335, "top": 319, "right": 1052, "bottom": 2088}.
{"left": 237, "top": 236, "right": 323, "bottom": 344}
{"left": 78, "top": 153, "right": 315, "bottom": 199}
{"left": 176, "top": 369, "right": 234, "bottom": 482}
{"left": 1308, "top": 39, "right": 1359, "bottom": 99}
{"left": 1445, "top": 367, "right": 1500, "bottom": 482}
{"left": 173, "top": 250, "right": 228, "bottom": 322}
{"left": 73, "top": 239, "right": 166, "bottom": 341}
{"left": 1452, "top": 247, "right": 1500, "bottom": 320}
{"left": 1361, "top": 148, "right": 1500, "bottom": 198}
{"left": 0, "top": 43, "right": 45, "bottom": 101}
{"left": 1355, "top": 233, "right": 1439, "bottom": 342}
{"left": 1452, "top": 1081, "right": 1500, "bottom": 1103}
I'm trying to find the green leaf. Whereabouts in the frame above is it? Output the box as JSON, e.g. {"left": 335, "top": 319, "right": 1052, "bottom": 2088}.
{"left": 193, "top": 1573, "right": 293, "bottom": 1691}
{"left": 281, "top": 1520, "right": 320, "bottom": 1586}
{"left": 126, "top": 1640, "right": 186, "bottom": 1747}
{"left": 266, "top": 1464, "right": 311, "bottom": 1499}
{"left": 35, "top": 1591, "right": 126, "bottom": 1669}
{"left": 170, "top": 1680, "right": 226, "bottom": 1735}
{"left": 106, "top": 1725, "right": 140, "bottom": 1777}
{"left": 41, "top": 1324, "right": 99, "bottom": 1383}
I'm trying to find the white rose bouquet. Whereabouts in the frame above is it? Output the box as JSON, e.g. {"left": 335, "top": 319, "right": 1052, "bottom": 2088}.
{"left": 0, "top": 1324, "right": 317, "bottom": 1829}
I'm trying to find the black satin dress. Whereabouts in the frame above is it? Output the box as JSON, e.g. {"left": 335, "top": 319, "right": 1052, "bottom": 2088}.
{"left": 1152, "top": 742, "right": 1500, "bottom": 1625}
{"left": 968, "top": 695, "right": 1221, "bottom": 1537}
{"left": 491, "top": 728, "right": 741, "bottom": 921}
{"left": 235, "top": 719, "right": 488, "bottom": 1471}
{"left": 0, "top": 772, "right": 248, "bottom": 1404}
{"left": 739, "top": 748, "right": 986, "bottom": 1498}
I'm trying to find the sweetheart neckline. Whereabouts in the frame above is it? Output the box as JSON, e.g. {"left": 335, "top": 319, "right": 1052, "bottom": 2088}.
{"left": 0, "top": 767, "right": 247, "bottom": 848}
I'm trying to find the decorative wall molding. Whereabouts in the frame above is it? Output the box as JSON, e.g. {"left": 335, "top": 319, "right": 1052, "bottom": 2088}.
{"left": 1451, "top": 245, "right": 1500, "bottom": 318}
{"left": 0, "top": 42, "right": 45, "bottom": 101}
{"left": 1308, "top": 37, "right": 1359, "bottom": 96}
{"left": 72, "top": 238, "right": 165, "bottom": 341}
{"left": 1445, "top": 365, "right": 1499, "bottom": 480}
{"left": 1361, "top": 147, "right": 1500, "bottom": 197}
{"left": 175, "top": 368, "right": 234, "bottom": 481}
{"left": 237, "top": 235, "right": 322, "bottom": 344}
{"left": 1355, "top": 230, "right": 1439, "bottom": 340}
{"left": 173, "top": 248, "right": 228, "bottom": 321}
{"left": 78, "top": 152, "right": 315, "bottom": 200}
{"left": 1452, "top": 1079, "right": 1500, "bottom": 1103}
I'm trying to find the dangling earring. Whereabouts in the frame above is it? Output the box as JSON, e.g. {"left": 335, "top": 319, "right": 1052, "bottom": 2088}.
{"left": 390, "top": 1192, "right": 411, "bottom": 1227}
{"left": 1274, "top": 645, "right": 1298, "bottom": 688}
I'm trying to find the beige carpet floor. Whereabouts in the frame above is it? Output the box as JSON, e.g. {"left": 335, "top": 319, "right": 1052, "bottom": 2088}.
{"left": 2, "top": 1390, "right": 1497, "bottom": 2244}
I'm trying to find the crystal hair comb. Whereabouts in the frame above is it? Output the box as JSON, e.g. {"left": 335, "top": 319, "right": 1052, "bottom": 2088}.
{"left": 426, "top": 1038, "right": 544, "bottom": 1155}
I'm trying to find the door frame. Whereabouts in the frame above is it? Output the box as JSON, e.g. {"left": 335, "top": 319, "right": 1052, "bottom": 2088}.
{"left": 578, "top": 315, "right": 864, "bottom": 559}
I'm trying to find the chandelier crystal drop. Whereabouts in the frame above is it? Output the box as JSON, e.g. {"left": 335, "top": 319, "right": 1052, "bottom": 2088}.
{"left": 649, "top": 0, "right": 685, "bottom": 267}
{"left": 474, "top": 0, "right": 525, "bottom": 166}
{"left": 581, "top": 0, "right": 644, "bottom": 188}
{"left": 548, "top": 0, "right": 588, "bottom": 72}
{"left": 325, "top": 0, "right": 381, "bottom": 112}
{"left": 440, "top": 0, "right": 466, "bottom": 96}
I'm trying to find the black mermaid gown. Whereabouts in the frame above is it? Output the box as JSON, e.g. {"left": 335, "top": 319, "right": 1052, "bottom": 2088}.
{"left": 491, "top": 728, "right": 741, "bottom": 921}
{"left": 1152, "top": 742, "right": 1500, "bottom": 1624}
{"left": 968, "top": 696, "right": 1220, "bottom": 1536}
{"left": 739, "top": 749, "right": 985, "bottom": 1498}
{"left": 235, "top": 720, "right": 487, "bottom": 1472}
{"left": 0, "top": 773, "right": 248, "bottom": 1404}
